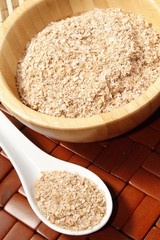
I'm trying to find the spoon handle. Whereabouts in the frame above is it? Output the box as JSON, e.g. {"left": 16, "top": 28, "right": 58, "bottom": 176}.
{"left": 0, "top": 109, "right": 64, "bottom": 172}
{"left": 0, "top": 110, "right": 29, "bottom": 153}
{"left": 0, "top": 110, "right": 41, "bottom": 175}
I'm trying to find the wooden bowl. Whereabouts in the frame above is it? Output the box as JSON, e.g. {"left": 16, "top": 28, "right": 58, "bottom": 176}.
{"left": 0, "top": 0, "right": 160, "bottom": 143}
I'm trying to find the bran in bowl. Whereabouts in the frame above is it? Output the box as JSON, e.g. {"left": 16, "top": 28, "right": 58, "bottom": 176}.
{"left": 16, "top": 8, "right": 160, "bottom": 118}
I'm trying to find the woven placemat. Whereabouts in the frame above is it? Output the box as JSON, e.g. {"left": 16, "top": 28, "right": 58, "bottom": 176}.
{"left": 0, "top": 0, "right": 25, "bottom": 24}
{"left": 1, "top": 1, "right": 160, "bottom": 240}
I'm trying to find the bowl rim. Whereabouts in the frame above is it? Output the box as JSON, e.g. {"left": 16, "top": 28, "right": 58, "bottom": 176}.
{"left": 0, "top": 0, "right": 160, "bottom": 131}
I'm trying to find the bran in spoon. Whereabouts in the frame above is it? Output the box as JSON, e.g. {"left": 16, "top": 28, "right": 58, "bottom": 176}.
{"left": 34, "top": 171, "right": 106, "bottom": 231}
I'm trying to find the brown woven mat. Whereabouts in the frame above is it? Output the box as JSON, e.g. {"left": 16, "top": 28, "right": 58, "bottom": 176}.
{"left": 0, "top": 0, "right": 25, "bottom": 24}
{"left": 1, "top": 1, "right": 160, "bottom": 240}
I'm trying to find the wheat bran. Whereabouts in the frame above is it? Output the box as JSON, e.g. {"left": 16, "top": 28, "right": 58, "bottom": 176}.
{"left": 16, "top": 8, "right": 160, "bottom": 118}
{"left": 34, "top": 171, "right": 106, "bottom": 231}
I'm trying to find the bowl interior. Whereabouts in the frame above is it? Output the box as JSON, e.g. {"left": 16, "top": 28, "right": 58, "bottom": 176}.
{"left": 0, "top": 0, "right": 160, "bottom": 141}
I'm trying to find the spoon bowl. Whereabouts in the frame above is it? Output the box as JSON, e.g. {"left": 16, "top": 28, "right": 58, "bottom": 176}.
{"left": 0, "top": 110, "right": 113, "bottom": 235}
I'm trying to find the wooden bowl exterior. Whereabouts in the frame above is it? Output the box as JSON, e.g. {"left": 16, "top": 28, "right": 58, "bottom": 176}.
{"left": 0, "top": 0, "right": 160, "bottom": 142}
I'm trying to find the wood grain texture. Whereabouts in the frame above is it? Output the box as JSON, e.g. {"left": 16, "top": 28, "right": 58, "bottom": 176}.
{"left": 0, "top": 0, "right": 160, "bottom": 142}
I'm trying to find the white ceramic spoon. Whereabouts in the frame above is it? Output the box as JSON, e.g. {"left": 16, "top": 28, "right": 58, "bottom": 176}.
{"left": 0, "top": 110, "right": 113, "bottom": 236}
